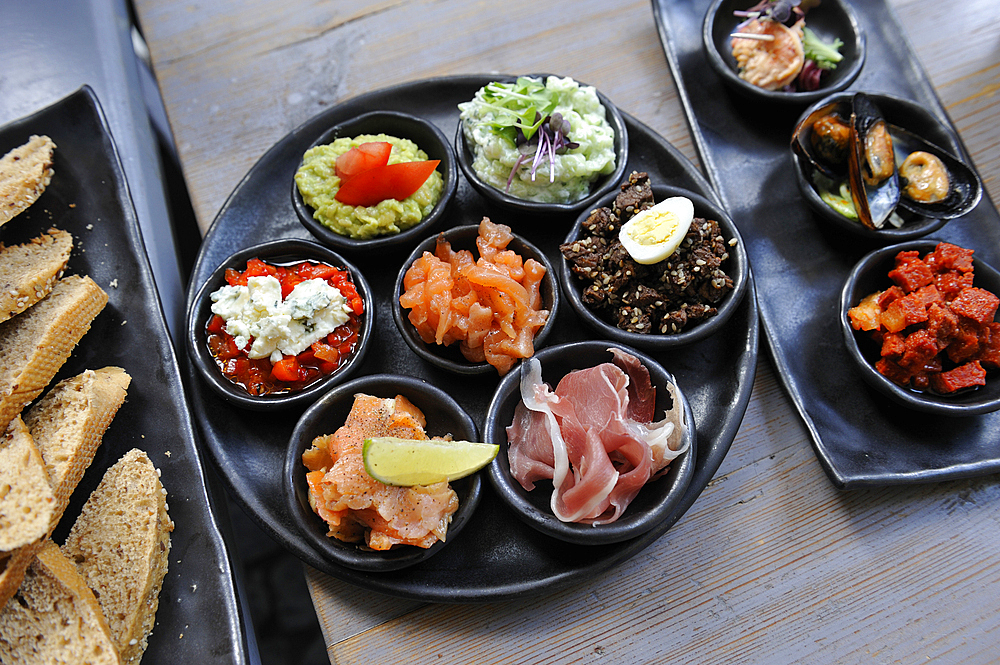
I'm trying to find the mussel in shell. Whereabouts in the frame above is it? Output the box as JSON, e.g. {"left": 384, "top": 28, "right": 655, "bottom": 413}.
{"left": 847, "top": 93, "right": 900, "bottom": 229}
{"left": 792, "top": 92, "right": 983, "bottom": 230}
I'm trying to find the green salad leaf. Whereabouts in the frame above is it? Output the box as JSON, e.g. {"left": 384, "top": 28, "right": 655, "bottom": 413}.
{"left": 802, "top": 26, "right": 844, "bottom": 70}
{"left": 477, "top": 77, "right": 560, "bottom": 144}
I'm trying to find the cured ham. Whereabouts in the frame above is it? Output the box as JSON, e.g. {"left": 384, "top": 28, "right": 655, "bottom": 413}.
{"left": 506, "top": 350, "right": 687, "bottom": 524}
{"left": 302, "top": 394, "right": 459, "bottom": 550}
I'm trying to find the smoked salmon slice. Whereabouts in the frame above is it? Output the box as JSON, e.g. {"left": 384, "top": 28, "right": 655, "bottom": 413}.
{"left": 302, "top": 394, "right": 459, "bottom": 550}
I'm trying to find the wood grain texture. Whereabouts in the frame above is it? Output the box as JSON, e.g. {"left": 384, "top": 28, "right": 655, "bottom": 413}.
{"left": 131, "top": 0, "right": 1000, "bottom": 662}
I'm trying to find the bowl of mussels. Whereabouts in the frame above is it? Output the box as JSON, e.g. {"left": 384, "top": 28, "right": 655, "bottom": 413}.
{"left": 791, "top": 91, "right": 982, "bottom": 241}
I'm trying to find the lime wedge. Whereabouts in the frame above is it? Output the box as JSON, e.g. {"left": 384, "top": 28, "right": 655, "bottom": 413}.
{"left": 362, "top": 437, "right": 499, "bottom": 486}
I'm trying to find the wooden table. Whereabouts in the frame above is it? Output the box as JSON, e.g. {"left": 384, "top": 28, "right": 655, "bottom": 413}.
{"left": 133, "top": 0, "right": 1000, "bottom": 661}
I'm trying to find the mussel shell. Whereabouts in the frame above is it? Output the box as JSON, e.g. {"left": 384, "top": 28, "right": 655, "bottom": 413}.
{"left": 790, "top": 100, "right": 853, "bottom": 179}
{"left": 848, "top": 93, "right": 901, "bottom": 229}
{"left": 890, "top": 124, "right": 982, "bottom": 220}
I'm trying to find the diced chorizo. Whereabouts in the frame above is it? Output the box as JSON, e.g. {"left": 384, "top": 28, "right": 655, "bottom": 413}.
{"left": 929, "top": 361, "right": 986, "bottom": 393}
{"left": 889, "top": 253, "right": 934, "bottom": 292}
{"left": 949, "top": 286, "right": 999, "bottom": 324}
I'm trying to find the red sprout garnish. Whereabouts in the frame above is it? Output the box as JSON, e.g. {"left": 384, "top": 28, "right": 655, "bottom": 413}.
{"left": 505, "top": 112, "right": 580, "bottom": 192}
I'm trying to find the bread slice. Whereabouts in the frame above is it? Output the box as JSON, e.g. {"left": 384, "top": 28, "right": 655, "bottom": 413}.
{"left": 0, "top": 274, "right": 107, "bottom": 435}
{"left": 0, "top": 135, "right": 56, "bottom": 227}
{"left": 0, "top": 417, "right": 54, "bottom": 552}
{"left": 0, "top": 367, "right": 132, "bottom": 611}
{"left": 0, "top": 540, "right": 120, "bottom": 665}
{"left": 0, "top": 228, "right": 73, "bottom": 324}
{"left": 24, "top": 367, "right": 131, "bottom": 517}
{"left": 62, "top": 449, "right": 172, "bottom": 665}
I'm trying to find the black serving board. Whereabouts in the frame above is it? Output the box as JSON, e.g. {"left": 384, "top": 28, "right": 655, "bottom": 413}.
{"left": 0, "top": 88, "right": 246, "bottom": 663}
{"left": 652, "top": 0, "right": 1000, "bottom": 487}
{"left": 183, "top": 75, "right": 759, "bottom": 602}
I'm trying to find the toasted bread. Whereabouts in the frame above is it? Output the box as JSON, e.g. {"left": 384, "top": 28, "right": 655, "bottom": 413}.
{"left": 0, "top": 417, "right": 54, "bottom": 552}
{"left": 0, "top": 228, "right": 72, "bottom": 324}
{"left": 0, "top": 540, "right": 120, "bottom": 665}
{"left": 0, "top": 275, "right": 107, "bottom": 435}
{"left": 0, "top": 367, "right": 133, "bottom": 611}
{"left": 0, "top": 135, "right": 55, "bottom": 227}
{"left": 62, "top": 449, "right": 172, "bottom": 665}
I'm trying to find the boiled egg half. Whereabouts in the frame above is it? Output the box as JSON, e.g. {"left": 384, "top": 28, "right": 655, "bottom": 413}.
{"left": 618, "top": 196, "right": 695, "bottom": 265}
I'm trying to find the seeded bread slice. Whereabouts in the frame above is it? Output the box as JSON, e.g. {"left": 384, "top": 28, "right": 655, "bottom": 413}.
{"left": 0, "top": 135, "right": 56, "bottom": 227}
{"left": 0, "top": 417, "right": 54, "bottom": 552}
{"left": 0, "top": 367, "right": 133, "bottom": 611}
{"left": 0, "top": 540, "right": 120, "bottom": 665}
{"left": 62, "top": 449, "right": 172, "bottom": 665}
{"left": 0, "top": 275, "right": 107, "bottom": 436}
{"left": 0, "top": 228, "right": 73, "bottom": 324}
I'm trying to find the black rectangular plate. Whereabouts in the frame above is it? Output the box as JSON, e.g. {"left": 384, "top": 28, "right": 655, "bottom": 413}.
{"left": 652, "top": 0, "right": 1000, "bottom": 488}
{"left": 0, "top": 87, "right": 247, "bottom": 664}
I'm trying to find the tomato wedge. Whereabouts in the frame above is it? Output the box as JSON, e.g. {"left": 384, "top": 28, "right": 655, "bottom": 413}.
{"left": 334, "top": 160, "right": 440, "bottom": 207}
{"left": 335, "top": 142, "right": 392, "bottom": 181}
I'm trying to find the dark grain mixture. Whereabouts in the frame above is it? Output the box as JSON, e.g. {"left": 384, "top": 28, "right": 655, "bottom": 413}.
{"left": 560, "top": 172, "right": 735, "bottom": 334}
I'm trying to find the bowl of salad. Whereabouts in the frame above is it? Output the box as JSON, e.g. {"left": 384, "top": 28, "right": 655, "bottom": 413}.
{"left": 186, "top": 238, "right": 374, "bottom": 411}
{"left": 702, "top": 0, "right": 865, "bottom": 105}
{"left": 455, "top": 74, "right": 628, "bottom": 216}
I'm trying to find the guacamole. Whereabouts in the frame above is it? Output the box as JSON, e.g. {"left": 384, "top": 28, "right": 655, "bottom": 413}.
{"left": 295, "top": 133, "right": 443, "bottom": 239}
{"left": 458, "top": 76, "right": 617, "bottom": 204}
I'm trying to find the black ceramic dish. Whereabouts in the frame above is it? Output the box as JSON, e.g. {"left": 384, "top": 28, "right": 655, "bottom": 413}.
{"left": 183, "top": 75, "right": 758, "bottom": 602}
{"left": 284, "top": 374, "right": 481, "bottom": 572}
{"left": 0, "top": 88, "right": 245, "bottom": 662}
{"left": 292, "top": 111, "right": 458, "bottom": 254}
{"left": 840, "top": 240, "right": 1000, "bottom": 415}
{"left": 653, "top": 0, "right": 1000, "bottom": 488}
{"left": 702, "top": 0, "right": 865, "bottom": 105}
{"left": 791, "top": 92, "right": 979, "bottom": 241}
{"left": 560, "top": 184, "right": 749, "bottom": 350}
{"left": 186, "top": 238, "right": 374, "bottom": 411}
{"left": 484, "top": 342, "right": 696, "bottom": 545}
{"left": 454, "top": 74, "right": 629, "bottom": 216}
{"left": 392, "top": 224, "right": 560, "bottom": 376}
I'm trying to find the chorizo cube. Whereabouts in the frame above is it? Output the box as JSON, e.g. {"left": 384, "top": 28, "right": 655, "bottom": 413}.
{"left": 929, "top": 361, "right": 986, "bottom": 394}
{"left": 927, "top": 242, "right": 975, "bottom": 274}
{"left": 926, "top": 302, "right": 958, "bottom": 341}
{"left": 946, "top": 318, "right": 983, "bottom": 364}
{"left": 889, "top": 254, "right": 934, "bottom": 292}
{"left": 973, "top": 321, "right": 1000, "bottom": 370}
{"left": 950, "top": 286, "right": 999, "bottom": 324}
{"left": 900, "top": 328, "right": 940, "bottom": 370}
{"left": 935, "top": 270, "right": 974, "bottom": 299}
{"left": 875, "top": 357, "right": 912, "bottom": 386}
{"left": 880, "top": 332, "right": 906, "bottom": 358}
{"left": 876, "top": 285, "right": 905, "bottom": 308}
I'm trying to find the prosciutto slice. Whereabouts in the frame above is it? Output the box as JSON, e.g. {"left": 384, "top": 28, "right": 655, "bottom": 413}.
{"left": 506, "top": 351, "right": 688, "bottom": 524}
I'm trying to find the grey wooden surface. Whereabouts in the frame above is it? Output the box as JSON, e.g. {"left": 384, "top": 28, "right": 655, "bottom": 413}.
{"left": 133, "top": 0, "right": 1000, "bottom": 662}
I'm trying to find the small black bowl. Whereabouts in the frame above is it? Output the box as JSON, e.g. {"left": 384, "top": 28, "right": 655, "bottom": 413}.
{"left": 284, "top": 374, "right": 481, "bottom": 571}
{"left": 841, "top": 239, "right": 1000, "bottom": 415}
{"left": 292, "top": 111, "right": 458, "bottom": 254}
{"left": 702, "top": 0, "right": 865, "bottom": 105}
{"left": 560, "top": 184, "right": 748, "bottom": 350}
{"left": 484, "top": 342, "right": 696, "bottom": 545}
{"left": 186, "top": 239, "right": 374, "bottom": 411}
{"left": 792, "top": 92, "right": 979, "bottom": 242}
{"left": 454, "top": 74, "right": 629, "bottom": 217}
{"left": 393, "top": 223, "right": 560, "bottom": 376}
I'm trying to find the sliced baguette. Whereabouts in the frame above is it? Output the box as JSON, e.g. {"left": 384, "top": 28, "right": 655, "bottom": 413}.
{"left": 62, "top": 449, "right": 172, "bottom": 665}
{"left": 0, "top": 135, "right": 56, "bottom": 227}
{"left": 0, "top": 367, "right": 132, "bottom": 611}
{"left": 0, "top": 540, "right": 120, "bottom": 665}
{"left": 0, "top": 228, "right": 73, "bottom": 324}
{"left": 24, "top": 366, "right": 131, "bottom": 517}
{"left": 0, "top": 274, "right": 108, "bottom": 435}
{"left": 0, "top": 417, "right": 54, "bottom": 552}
